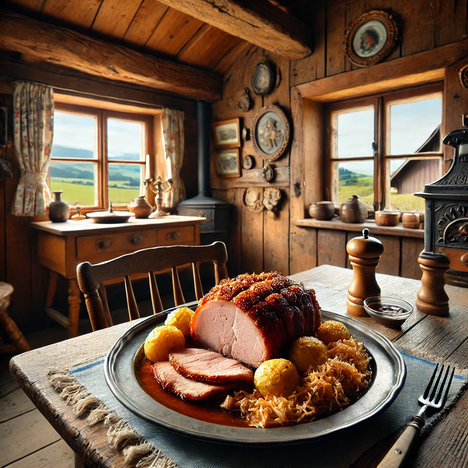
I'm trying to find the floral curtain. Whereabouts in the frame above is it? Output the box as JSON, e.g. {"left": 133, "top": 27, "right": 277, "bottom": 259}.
{"left": 161, "top": 108, "right": 185, "bottom": 209}
{"left": 13, "top": 81, "right": 54, "bottom": 216}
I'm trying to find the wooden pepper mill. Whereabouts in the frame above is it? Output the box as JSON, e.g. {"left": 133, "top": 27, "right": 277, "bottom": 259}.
{"left": 346, "top": 228, "right": 384, "bottom": 316}
{"left": 416, "top": 251, "right": 450, "bottom": 315}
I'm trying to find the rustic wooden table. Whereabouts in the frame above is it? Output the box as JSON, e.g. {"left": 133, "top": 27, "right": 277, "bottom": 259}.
{"left": 30, "top": 216, "right": 203, "bottom": 338}
{"left": 9, "top": 265, "right": 468, "bottom": 467}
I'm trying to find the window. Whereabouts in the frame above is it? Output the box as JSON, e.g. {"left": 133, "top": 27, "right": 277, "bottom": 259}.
{"left": 50, "top": 103, "right": 154, "bottom": 210}
{"left": 326, "top": 84, "right": 443, "bottom": 211}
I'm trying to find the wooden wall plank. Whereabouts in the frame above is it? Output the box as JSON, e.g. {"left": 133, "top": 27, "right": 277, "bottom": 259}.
{"left": 401, "top": 237, "right": 424, "bottom": 279}
{"left": 264, "top": 189, "right": 290, "bottom": 275}
{"left": 317, "top": 229, "right": 347, "bottom": 267}
{"left": 290, "top": 0, "right": 326, "bottom": 87}
{"left": 241, "top": 197, "right": 264, "bottom": 274}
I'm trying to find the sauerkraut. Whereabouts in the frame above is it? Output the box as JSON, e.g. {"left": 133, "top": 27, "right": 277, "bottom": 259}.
{"left": 220, "top": 336, "right": 371, "bottom": 428}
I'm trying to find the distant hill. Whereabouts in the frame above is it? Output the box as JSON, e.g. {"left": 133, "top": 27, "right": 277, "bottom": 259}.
{"left": 339, "top": 167, "right": 369, "bottom": 180}
{"left": 51, "top": 144, "right": 140, "bottom": 160}
{"left": 50, "top": 145, "right": 141, "bottom": 187}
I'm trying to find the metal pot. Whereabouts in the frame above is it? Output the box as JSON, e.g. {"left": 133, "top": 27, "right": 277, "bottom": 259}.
{"left": 309, "top": 201, "right": 335, "bottom": 220}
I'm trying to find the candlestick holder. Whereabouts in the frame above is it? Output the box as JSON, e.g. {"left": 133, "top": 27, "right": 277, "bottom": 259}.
{"left": 145, "top": 176, "right": 173, "bottom": 218}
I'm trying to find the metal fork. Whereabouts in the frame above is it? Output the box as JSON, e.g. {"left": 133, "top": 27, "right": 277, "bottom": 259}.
{"left": 377, "top": 363, "right": 455, "bottom": 468}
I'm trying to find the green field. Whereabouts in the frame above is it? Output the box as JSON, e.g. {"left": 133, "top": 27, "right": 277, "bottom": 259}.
{"left": 338, "top": 176, "right": 424, "bottom": 211}
{"left": 50, "top": 179, "right": 140, "bottom": 206}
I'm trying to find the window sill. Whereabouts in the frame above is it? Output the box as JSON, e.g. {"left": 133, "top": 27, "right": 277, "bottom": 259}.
{"left": 294, "top": 218, "right": 424, "bottom": 239}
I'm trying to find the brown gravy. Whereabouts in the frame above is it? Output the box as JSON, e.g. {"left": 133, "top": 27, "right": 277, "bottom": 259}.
{"left": 135, "top": 348, "right": 253, "bottom": 428}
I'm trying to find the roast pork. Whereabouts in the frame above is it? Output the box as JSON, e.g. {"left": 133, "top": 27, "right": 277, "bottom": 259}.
{"left": 190, "top": 272, "right": 321, "bottom": 368}
{"left": 169, "top": 348, "right": 254, "bottom": 384}
{"left": 152, "top": 361, "right": 235, "bottom": 401}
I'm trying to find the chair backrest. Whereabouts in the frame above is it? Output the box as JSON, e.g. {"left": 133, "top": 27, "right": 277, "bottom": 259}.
{"left": 76, "top": 241, "right": 229, "bottom": 331}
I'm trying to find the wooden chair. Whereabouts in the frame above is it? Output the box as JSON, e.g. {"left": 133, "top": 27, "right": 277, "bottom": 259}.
{"left": 76, "top": 241, "right": 229, "bottom": 331}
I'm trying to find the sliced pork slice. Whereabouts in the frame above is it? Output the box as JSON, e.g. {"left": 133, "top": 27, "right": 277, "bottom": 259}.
{"left": 169, "top": 348, "right": 254, "bottom": 384}
{"left": 191, "top": 272, "right": 321, "bottom": 368}
{"left": 152, "top": 361, "right": 234, "bottom": 401}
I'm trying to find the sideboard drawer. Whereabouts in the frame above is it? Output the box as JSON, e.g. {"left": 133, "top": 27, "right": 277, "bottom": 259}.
{"left": 157, "top": 225, "right": 195, "bottom": 245}
{"left": 76, "top": 230, "right": 157, "bottom": 261}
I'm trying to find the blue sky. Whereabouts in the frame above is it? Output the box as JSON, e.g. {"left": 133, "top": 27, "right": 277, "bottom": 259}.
{"left": 53, "top": 112, "right": 143, "bottom": 159}
{"left": 336, "top": 96, "right": 442, "bottom": 175}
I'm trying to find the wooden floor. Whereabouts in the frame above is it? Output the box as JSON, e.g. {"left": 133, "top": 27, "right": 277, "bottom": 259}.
{"left": 1, "top": 323, "right": 81, "bottom": 468}
{"left": 0, "top": 272, "right": 209, "bottom": 467}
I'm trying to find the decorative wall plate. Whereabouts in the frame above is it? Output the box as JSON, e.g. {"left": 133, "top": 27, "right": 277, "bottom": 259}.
{"left": 344, "top": 10, "right": 398, "bottom": 67}
{"left": 252, "top": 105, "right": 290, "bottom": 161}
{"left": 251, "top": 62, "right": 275, "bottom": 95}
{"left": 243, "top": 155, "right": 255, "bottom": 170}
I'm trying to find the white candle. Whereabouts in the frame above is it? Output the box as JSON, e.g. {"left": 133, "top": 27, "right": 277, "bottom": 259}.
{"left": 145, "top": 154, "right": 150, "bottom": 180}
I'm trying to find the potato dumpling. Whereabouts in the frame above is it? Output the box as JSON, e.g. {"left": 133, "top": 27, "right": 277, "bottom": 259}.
{"left": 316, "top": 320, "right": 350, "bottom": 344}
{"left": 289, "top": 336, "right": 327, "bottom": 374}
{"left": 144, "top": 325, "right": 185, "bottom": 362}
{"left": 165, "top": 307, "right": 194, "bottom": 337}
{"left": 254, "top": 358, "right": 300, "bottom": 398}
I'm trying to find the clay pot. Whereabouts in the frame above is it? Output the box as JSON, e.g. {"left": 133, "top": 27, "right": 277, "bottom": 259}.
{"left": 309, "top": 201, "right": 335, "bottom": 220}
{"left": 402, "top": 211, "right": 420, "bottom": 229}
{"left": 128, "top": 196, "right": 153, "bottom": 218}
{"left": 49, "top": 190, "right": 70, "bottom": 223}
{"left": 375, "top": 211, "right": 400, "bottom": 226}
{"left": 339, "top": 195, "right": 368, "bottom": 223}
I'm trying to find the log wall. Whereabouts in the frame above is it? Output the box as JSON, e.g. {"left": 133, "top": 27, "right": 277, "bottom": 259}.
{"left": 2, "top": 0, "right": 468, "bottom": 332}
{"left": 211, "top": 0, "right": 468, "bottom": 278}
{"left": 0, "top": 65, "right": 199, "bottom": 333}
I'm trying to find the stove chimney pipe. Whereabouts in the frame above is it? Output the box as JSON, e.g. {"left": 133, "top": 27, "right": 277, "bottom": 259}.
{"left": 197, "top": 100, "right": 211, "bottom": 197}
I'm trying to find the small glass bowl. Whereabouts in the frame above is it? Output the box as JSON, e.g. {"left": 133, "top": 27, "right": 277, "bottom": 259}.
{"left": 363, "top": 296, "right": 414, "bottom": 328}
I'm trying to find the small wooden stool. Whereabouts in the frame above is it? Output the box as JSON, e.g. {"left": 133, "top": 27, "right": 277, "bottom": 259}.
{"left": 0, "top": 282, "right": 31, "bottom": 354}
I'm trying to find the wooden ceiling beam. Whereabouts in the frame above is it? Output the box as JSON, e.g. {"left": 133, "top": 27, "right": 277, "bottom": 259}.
{"left": 0, "top": 9, "right": 222, "bottom": 102}
{"left": 156, "top": 0, "right": 313, "bottom": 60}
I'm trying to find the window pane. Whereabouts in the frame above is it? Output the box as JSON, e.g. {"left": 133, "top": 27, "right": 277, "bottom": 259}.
{"left": 335, "top": 108, "right": 374, "bottom": 158}
{"left": 334, "top": 160, "right": 374, "bottom": 207}
{"left": 388, "top": 158, "right": 442, "bottom": 211}
{"left": 52, "top": 112, "right": 96, "bottom": 158}
{"left": 389, "top": 97, "right": 441, "bottom": 155}
{"left": 108, "top": 119, "right": 143, "bottom": 161}
{"left": 108, "top": 163, "right": 143, "bottom": 204}
{"left": 50, "top": 161, "right": 96, "bottom": 205}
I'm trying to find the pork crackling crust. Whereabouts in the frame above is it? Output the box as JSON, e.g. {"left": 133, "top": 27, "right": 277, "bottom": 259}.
{"left": 190, "top": 272, "right": 321, "bottom": 368}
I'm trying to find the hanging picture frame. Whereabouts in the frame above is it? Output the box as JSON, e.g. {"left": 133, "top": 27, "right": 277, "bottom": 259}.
{"left": 216, "top": 148, "right": 241, "bottom": 178}
{"left": 252, "top": 105, "right": 290, "bottom": 161}
{"left": 212, "top": 118, "right": 241, "bottom": 148}
{"left": 344, "top": 10, "right": 398, "bottom": 68}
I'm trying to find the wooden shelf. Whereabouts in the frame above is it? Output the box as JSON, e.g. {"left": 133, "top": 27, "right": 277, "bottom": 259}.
{"left": 294, "top": 218, "right": 424, "bottom": 239}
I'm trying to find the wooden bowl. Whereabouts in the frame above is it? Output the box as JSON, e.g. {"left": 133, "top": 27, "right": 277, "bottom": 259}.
{"left": 375, "top": 211, "right": 400, "bottom": 226}
{"left": 402, "top": 212, "right": 420, "bottom": 229}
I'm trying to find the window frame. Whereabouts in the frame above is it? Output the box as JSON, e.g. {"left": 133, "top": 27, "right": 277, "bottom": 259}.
{"left": 324, "top": 83, "right": 444, "bottom": 210}
{"left": 51, "top": 102, "right": 154, "bottom": 212}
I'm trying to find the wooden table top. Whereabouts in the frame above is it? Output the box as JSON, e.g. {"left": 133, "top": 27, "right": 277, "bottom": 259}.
{"left": 9, "top": 265, "right": 468, "bottom": 467}
{"left": 30, "top": 215, "right": 205, "bottom": 236}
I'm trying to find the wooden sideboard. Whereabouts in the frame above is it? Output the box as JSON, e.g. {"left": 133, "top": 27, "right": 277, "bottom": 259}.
{"left": 30, "top": 216, "right": 204, "bottom": 338}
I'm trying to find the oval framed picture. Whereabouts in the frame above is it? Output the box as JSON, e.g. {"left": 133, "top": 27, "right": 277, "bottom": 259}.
{"left": 344, "top": 10, "right": 398, "bottom": 67}
{"left": 252, "top": 105, "right": 290, "bottom": 161}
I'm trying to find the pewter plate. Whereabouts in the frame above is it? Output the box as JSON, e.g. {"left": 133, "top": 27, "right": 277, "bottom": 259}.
{"left": 105, "top": 306, "right": 405, "bottom": 446}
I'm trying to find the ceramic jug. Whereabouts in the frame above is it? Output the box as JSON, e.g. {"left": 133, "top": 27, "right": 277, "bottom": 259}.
{"left": 339, "top": 195, "right": 368, "bottom": 223}
{"left": 128, "top": 195, "right": 153, "bottom": 218}
{"left": 49, "top": 191, "right": 70, "bottom": 223}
